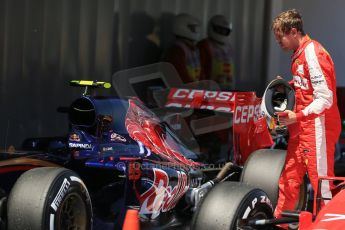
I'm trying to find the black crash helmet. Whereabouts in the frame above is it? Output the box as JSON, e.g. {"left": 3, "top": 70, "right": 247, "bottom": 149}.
{"left": 261, "top": 79, "right": 295, "bottom": 119}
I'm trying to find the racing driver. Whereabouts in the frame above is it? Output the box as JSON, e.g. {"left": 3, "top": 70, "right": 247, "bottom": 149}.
{"left": 271, "top": 9, "right": 341, "bottom": 224}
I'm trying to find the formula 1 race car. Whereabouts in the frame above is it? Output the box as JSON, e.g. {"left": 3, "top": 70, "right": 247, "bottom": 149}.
{"left": 0, "top": 63, "right": 307, "bottom": 230}
{"left": 1, "top": 80, "right": 204, "bottom": 230}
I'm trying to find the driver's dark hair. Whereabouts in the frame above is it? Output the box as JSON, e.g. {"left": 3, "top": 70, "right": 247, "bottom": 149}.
{"left": 271, "top": 9, "right": 306, "bottom": 35}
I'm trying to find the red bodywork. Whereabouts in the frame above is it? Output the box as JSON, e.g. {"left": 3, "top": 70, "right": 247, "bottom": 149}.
{"left": 300, "top": 176, "right": 345, "bottom": 229}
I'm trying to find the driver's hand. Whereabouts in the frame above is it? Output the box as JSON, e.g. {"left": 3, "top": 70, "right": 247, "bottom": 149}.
{"left": 276, "top": 110, "right": 297, "bottom": 126}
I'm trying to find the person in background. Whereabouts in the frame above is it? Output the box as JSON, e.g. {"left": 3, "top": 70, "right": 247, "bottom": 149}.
{"left": 197, "top": 15, "right": 234, "bottom": 90}
{"left": 128, "top": 11, "right": 161, "bottom": 68}
{"left": 162, "top": 13, "right": 203, "bottom": 83}
{"left": 272, "top": 9, "right": 341, "bottom": 225}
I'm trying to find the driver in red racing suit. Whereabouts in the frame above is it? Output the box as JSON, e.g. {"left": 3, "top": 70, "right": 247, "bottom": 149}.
{"left": 272, "top": 9, "right": 341, "bottom": 222}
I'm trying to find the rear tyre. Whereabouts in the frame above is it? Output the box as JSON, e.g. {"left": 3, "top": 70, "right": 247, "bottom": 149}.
{"left": 7, "top": 167, "right": 92, "bottom": 230}
{"left": 241, "top": 149, "right": 286, "bottom": 208}
{"left": 241, "top": 149, "right": 308, "bottom": 210}
{"left": 191, "top": 182, "right": 273, "bottom": 230}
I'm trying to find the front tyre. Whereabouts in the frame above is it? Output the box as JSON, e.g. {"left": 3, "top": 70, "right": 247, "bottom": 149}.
{"left": 191, "top": 182, "right": 273, "bottom": 230}
{"left": 7, "top": 167, "right": 92, "bottom": 230}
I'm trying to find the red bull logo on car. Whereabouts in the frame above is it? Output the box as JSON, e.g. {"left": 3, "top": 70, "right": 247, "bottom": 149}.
{"left": 139, "top": 168, "right": 189, "bottom": 219}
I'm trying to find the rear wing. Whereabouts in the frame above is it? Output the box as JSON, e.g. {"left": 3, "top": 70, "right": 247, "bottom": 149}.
{"left": 164, "top": 88, "right": 273, "bottom": 165}
{"left": 165, "top": 88, "right": 235, "bottom": 113}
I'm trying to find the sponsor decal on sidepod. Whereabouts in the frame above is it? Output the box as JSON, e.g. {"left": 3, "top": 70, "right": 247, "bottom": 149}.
{"left": 140, "top": 168, "right": 189, "bottom": 219}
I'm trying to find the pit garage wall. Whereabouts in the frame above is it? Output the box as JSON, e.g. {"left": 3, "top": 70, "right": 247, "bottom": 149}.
{"left": 0, "top": 0, "right": 269, "bottom": 148}
{"left": 0, "top": 0, "right": 118, "bottom": 148}
{"left": 267, "top": 0, "right": 345, "bottom": 87}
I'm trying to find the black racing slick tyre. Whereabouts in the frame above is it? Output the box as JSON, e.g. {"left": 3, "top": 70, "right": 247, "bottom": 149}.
{"left": 240, "top": 149, "right": 308, "bottom": 211}
{"left": 7, "top": 167, "right": 92, "bottom": 230}
{"left": 240, "top": 149, "right": 286, "bottom": 208}
{"left": 191, "top": 182, "right": 273, "bottom": 230}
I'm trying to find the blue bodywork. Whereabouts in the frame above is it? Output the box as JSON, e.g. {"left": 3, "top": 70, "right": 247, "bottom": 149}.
{"left": 0, "top": 94, "right": 201, "bottom": 229}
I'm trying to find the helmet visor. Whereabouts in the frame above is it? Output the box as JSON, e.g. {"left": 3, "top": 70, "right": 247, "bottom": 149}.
{"left": 187, "top": 24, "right": 200, "bottom": 33}
{"left": 212, "top": 25, "right": 231, "bottom": 36}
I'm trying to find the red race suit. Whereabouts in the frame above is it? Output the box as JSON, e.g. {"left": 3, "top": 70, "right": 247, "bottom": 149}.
{"left": 274, "top": 35, "right": 341, "bottom": 218}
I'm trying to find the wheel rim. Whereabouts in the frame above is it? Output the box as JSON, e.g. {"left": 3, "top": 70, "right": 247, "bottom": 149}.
{"left": 248, "top": 210, "right": 269, "bottom": 220}
{"left": 57, "top": 192, "right": 88, "bottom": 230}
{"left": 237, "top": 209, "right": 272, "bottom": 230}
